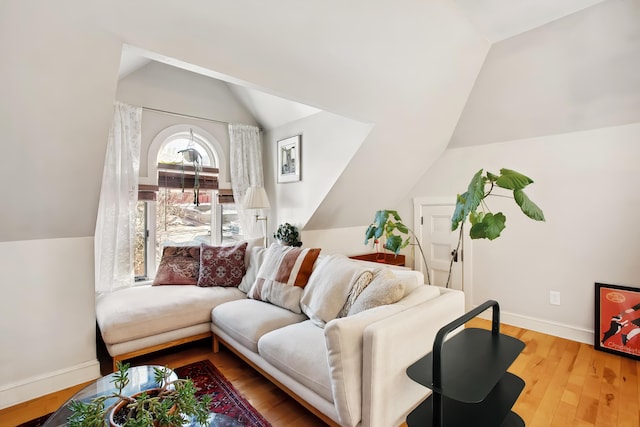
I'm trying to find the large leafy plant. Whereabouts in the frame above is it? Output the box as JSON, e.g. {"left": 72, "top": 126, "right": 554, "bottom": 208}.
{"left": 364, "top": 210, "right": 431, "bottom": 285}
{"left": 451, "top": 168, "right": 545, "bottom": 240}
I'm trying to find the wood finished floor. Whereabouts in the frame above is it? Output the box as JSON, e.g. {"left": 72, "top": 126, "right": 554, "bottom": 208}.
{"left": 1, "top": 319, "right": 638, "bottom": 426}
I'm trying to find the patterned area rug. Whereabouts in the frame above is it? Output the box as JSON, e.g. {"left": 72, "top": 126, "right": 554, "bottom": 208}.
{"left": 176, "top": 359, "right": 271, "bottom": 427}
{"left": 18, "top": 359, "right": 271, "bottom": 427}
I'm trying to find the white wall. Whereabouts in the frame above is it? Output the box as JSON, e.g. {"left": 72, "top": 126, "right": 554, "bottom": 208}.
{"left": 0, "top": 238, "right": 99, "bottom": 409}
{"left": 404, "top": 123, "right": 640, "bottom": 343}
{"left": 263, "top": 112, "right": 373, "bottom": 237}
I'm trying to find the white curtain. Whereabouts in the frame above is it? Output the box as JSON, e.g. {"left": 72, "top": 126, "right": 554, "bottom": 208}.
{"left": 228, "top": 124, "right": 266, "bottom": 241}
{"left": 95, "top": 102, "right": 142, "bottom": 294}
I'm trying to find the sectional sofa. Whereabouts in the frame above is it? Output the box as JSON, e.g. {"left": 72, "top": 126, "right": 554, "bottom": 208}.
{"left": 96, "top": 242, "right": 465, "bottom": 427}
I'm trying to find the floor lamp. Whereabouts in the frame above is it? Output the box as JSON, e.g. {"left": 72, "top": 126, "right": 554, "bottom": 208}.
{"left": 244, "top": 186, "right": 271, "bottom": 247}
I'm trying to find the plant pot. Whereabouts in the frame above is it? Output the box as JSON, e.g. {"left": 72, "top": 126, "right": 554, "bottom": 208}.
{"left": 109, "top": 389, "right": 177, "bottom": 427}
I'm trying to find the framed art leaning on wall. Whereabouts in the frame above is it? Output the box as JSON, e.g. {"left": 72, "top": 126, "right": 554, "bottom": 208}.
{"left": 595, "top": 282, "right": 640, "bottom": 360}
{"left": 277, "top": 135, "right": 301, "bottom": 183}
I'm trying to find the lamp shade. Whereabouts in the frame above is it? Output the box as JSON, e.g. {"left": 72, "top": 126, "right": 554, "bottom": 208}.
{"left": 244, "top": 186, "right": 270, "bottom": 209}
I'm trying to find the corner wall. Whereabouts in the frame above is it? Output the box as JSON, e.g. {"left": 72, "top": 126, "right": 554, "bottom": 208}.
{"left": 0, "top": 238, "right": 100, "bottom": 409}
{"left": 403, "top": 122, "right": 640, "bottom": 343}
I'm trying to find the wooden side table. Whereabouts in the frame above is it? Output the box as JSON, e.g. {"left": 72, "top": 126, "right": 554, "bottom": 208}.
{"left": 349, "top": 252, "right": 406, "bottom": 266}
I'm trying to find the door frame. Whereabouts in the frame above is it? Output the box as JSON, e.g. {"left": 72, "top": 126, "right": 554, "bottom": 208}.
{"left": 413, "top": 196, "right": 473, "bottom": 309}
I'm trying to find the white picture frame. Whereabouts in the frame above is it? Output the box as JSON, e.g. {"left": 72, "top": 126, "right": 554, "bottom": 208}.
{"left": 277, "top": 135, "right": 301, "bottom": 183}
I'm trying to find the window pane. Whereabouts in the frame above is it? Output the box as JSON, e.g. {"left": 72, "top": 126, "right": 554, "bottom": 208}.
{"left": 134, "top": 201, "right": 147, "bottom": 278}
{"left": 158, "top": 139, "right": 212, "bottom": 166}
{"left": 156, "top": 188, "right": 212, "bottom": 266}
{"left": 221, "top": 204, "right": 244, "bottom": 244}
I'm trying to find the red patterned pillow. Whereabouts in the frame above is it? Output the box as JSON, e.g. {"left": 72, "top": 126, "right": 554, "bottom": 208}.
{"left": 198, "top": 242, "right": 248, "bottom": 287}
{"left": 153, "top": 246, "right": 200, "bottom": 286}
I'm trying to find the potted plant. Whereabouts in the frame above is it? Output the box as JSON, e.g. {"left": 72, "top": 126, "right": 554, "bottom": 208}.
{"left": 365, "top": 169, "right": 545, "bottom": 288}
{"left": 364, "top": 210, "right": 432, "bottom": 285}
{"left": 67, "top": 362, "right": 212, "bottom": 427}
{"left": 451, "top": 168, "right": 545, "bottom": 240}
{"left": 444, "top": 168, "right": 545, "bottom": 287}
{"left": 273, "top": 223, "right": 302, "bottom": 247}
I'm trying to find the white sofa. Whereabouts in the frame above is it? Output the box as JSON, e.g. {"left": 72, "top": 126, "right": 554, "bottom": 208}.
{"left": 96, "top": 246, "right": 465, "bottom": 427}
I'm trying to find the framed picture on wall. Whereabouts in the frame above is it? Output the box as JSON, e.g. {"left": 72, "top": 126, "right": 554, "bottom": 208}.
{"left": 277, "top": 135, "right": 301, "bottom": 183}
{"left": 595, "top": 282, "right": 640, "bottom": 360}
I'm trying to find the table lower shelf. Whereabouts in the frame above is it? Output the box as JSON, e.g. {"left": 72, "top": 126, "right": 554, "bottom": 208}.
{"left": 406, "top": 372, "right": 525, "bottom": 427}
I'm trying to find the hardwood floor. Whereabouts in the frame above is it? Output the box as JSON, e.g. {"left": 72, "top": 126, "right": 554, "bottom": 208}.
{"left": 1, "top": 320, "right": 638, "bottom": 426}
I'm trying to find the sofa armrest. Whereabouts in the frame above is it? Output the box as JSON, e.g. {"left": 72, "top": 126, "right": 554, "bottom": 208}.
{"left": 325, "top": 304, "right": 405, "bottom": 427}
{"left": 362, "top": 288, "right": 465, "bottom": 427}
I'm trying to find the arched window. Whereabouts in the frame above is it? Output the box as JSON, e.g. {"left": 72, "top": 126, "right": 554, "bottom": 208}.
{"left": 134, "top": 125, "right": 242, "bottom": 281}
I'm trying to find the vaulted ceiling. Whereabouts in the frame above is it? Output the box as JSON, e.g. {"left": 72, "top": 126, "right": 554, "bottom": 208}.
{"left": 3, "top": 0, "right": 636, "bottom": 242}
{"left": 118, "top": 0, "right": 609, "bottom": 132}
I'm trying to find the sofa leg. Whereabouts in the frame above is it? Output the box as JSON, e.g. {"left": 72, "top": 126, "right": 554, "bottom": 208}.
{"left": 212, "top": 335, "right": 219, "bottom": 353}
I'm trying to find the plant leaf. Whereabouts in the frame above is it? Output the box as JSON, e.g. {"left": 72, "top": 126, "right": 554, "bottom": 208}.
{"left": 384, "top": 235, "right": 404, "bottom": 255}
{"left": 451, "top": 169, "right": 486, "bottom": 231}
{"left": 395, "top": 222, "right": 408, "bottom": 234}
{"left": 514, "top": 189, "right": 545, "bottom": 221}
{"left": 495, "top": 169, "right": 533, "bottom": 191}
{"left": 374, "top": 210, "right": 388, "bottom": 228}
{"left": 469, "top": 212, "right": 506, "bottom": 240}
{"left": 387, "top": 210, "right": 402, "bottom": 221}
{"left": 486, "top": 171, "right": 499, "bottom": 182}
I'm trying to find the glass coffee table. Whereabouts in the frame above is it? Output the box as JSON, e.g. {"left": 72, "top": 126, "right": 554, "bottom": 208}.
{"left": 43, "top": 365, "right": 242, "bottom": 426}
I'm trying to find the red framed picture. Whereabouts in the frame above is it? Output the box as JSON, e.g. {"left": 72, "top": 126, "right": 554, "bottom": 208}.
{"left": 595, "top": 282, "right": 640, "bottom": 360}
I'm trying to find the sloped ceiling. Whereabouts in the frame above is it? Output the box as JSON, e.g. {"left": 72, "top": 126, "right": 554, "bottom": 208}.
{"left": 118, "top": 0, "right": 609, "bottom": 131}
{"left": 452, "top": 0, "right": 606, "bottom": 42}
{"left": 450, "top": 0, "right": 640, "bottom": 147}
{"left": 0, "top": 0, "right": 626, "bottom": 242}
{"left": 115, "top": 1, "right": 616, "bottom": 233}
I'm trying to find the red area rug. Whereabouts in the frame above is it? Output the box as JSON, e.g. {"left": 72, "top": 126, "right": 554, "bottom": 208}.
{"left": 176, "top": 359, "right": 271, "bottom": 427}
{"left": 18, "top": 359, "right": 271, "bottom": 427}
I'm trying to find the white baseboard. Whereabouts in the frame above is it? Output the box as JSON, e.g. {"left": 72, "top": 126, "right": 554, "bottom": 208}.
{"left": 0, "top": 359, "right": 101, "bottom": 410}
{"left": 476, "top": 309, "right": 594, "bottom": 345}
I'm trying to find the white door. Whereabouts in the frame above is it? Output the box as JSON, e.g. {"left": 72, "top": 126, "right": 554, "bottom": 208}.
{"left": 413, "top": 200, "right": 469, "bottom": 295}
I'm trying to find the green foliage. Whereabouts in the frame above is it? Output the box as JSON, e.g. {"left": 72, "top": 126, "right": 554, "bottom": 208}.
{"left": 274, "top": 223, "right": 302, "bottom": 247}
{"left": 67, "top": 362, "right": 211, "bottom": 427}
{"left": 364, "top": 210, "right": 432, "bottom": 285}
{"left": 452, "top": 168, "right": 545, "bottom": 240}
{"left": 364, "top": 210, "right": 411, "bottom": 255}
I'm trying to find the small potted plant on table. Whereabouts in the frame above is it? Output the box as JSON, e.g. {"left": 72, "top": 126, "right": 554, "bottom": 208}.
{"left": 67, "top": 362, "right": 212, "bottom": 427}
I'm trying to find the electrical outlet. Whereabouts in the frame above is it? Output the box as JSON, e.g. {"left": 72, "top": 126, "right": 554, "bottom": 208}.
{"left": 550, "top": 291, "right": 561, "bottom": 306}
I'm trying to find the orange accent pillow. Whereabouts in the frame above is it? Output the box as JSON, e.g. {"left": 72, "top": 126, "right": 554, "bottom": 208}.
{"left": 247, "top": 243, "right": 321, "bottom": 313}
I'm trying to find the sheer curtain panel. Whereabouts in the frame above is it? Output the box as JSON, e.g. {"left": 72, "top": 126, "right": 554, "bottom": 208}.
{"left": 94, "top": 102, "right": 142, "bottom": 294}
{"left": 228, "top": 124, "right": 266, "bottom": 241}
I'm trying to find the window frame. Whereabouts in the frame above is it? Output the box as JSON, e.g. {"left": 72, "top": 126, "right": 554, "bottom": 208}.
{"left": 135, "top": 124, "right": 233, "bottom": 282}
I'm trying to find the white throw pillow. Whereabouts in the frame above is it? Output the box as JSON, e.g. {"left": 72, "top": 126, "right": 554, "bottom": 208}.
{"left": 347, "top": 271, "right": 406, "bottom": 316}
{"left": 300, "top": 254, "right": 371, "bottom": 327}
{"left": 238, "top": 246, "right": 267, "bottom": 293}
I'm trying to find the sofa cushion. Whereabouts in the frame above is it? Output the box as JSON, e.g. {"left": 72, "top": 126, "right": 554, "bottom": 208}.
{"left": 300, "top": 254, "right": 371, "bottom": 327}
{"left": 197, "top": 241, "right": 247, "bottom": 287}
{"left": 238, "top": 246, "right": 267, "bottom": 293}
{"left": 258, "top": 320, "right": 333, "bottom": 402}
{"left": 153, "top": 246, "right": 200, "bottom": 286}
{"left": 247, "top": 243, "right": 321, "bottom": 313}
{"left": 96, "top": 284, "right": 245, "bottom": 344}
{"left": 347, "top": 273, "right": 406, "bottom": 316}
{"left": 211, "top": 299, "right": 307, "bottom": 352}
